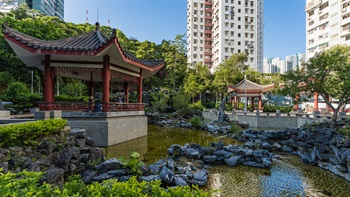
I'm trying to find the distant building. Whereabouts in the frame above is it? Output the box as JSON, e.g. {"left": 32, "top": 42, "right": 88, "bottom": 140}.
{"left": 263, "top": 53, "right": 305, "bottom": 74}
{"left": 187, "top": 0, "right": 264, "bottom": 73}
{"left": 0, "top": 0, "right": 64, "bottom": 20}
{"left": 305, "top": 0, "right": 350, "bottom": 60}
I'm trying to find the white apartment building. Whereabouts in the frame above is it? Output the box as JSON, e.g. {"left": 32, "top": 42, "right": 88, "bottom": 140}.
{"left": 306, "top": 0, "right": 350, "bottom": 60}
{"left": 187, "top": 0, "right": 264, "bottom": 72}
{"left": 263, "top": 53, "right": 305, "bottom": 74}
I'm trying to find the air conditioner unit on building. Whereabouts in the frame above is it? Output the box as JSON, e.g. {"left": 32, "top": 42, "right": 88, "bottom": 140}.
{"left": 343, "top": 8, "right": 347, "bottom": 13}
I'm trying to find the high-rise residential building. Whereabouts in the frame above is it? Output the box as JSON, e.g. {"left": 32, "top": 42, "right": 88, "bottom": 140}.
{"left": 263, "top": 53, "right": 305, "bottom": 74}
{"left": 0, "top": 0, "right": 64, "bottom": 20}
{"left": 187, "top": 0, "right": 264, "bottom": 72}
{"left": 305, "top": 0, "right": 350, "bottom": 60}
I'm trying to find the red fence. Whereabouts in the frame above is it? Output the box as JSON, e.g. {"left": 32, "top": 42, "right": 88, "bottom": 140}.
{"left": 38, "top": 102, "right": 145, "bottom": 112}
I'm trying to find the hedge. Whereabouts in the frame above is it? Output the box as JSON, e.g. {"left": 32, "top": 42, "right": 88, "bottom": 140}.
{"left": 0, "top": 119, "right": 68, "bottom": 147}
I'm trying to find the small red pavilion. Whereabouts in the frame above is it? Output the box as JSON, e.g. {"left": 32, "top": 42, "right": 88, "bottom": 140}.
{"left": 228, "top": 79, "right": 275, "bottom": 111}
{"left": 2, "top": 23, "right": 164, "bottom": 112}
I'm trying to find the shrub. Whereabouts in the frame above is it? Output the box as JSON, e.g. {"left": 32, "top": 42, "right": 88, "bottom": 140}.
{"left": 0, "top": 119, "right": 68, "bottom": 147}
{"left": 189, "top": 116, "right": 202, "bottom": 129}
{"left": 230, "top": 122, "right": 243, "bottom": 135}
{"left": 118, "top": 152, "right": 144, "bottom": 175}
{"left": 190, "top": 100, "right": 205, "bottom": 111}
{"left": 150, "top": 90, "right": 170, "bottom": 113}
{"left": 202, "top": 102, "right": 215, "bottom": 109}
{"left": 55, "top": 95, "right": 89, "bottom": 102}
{"left": 0, "top": 170, "right": 209, "bottom": 196}
{"left": 339, "top": 125, "right": 350, "bottom": 139}
{"left": 172, "top": 92, "right": 191, "bottom": 115}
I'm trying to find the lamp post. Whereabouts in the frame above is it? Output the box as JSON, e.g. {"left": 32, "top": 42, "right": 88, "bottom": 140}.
{"left": 244, "top": 74, "right": 247, "bottom": 113}
{"left": 29, "top": 70, "right": 33, "bottom": 94}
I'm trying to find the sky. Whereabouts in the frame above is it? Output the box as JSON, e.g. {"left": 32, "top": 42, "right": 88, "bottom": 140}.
{"left": 65, "top": 0, "right": 306, "bottom": 59}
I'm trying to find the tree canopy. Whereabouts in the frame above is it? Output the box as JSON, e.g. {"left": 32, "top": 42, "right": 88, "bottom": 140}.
{"left": 280, "top": 45, "right": 350, "bottom": 120}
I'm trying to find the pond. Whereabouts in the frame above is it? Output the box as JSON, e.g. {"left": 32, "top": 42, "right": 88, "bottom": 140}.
{"left": 106, "top": 125, "right": 350, "bottom": 197}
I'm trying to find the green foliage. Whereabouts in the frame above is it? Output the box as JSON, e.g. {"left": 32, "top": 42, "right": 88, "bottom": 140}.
{"left": 119, "top": 152, "right": 144, "bottom": 175}
{"left": 184, "top": 63, "right": 211, "bottom": 102}
{"left": 338, "top": 125, "right": 350, "bottom": 139}
{"left": 263, "top": 105, "right": 293, "bottom": 113}
{"left": 60, "top": 79, "right": 87, "bottom": 97}
{"left": 230, "top": 122, "right": 243, "bottom": 135}
{"left": 190, "top": 100, "right": 205, "bottom": 111}
{"left": 0, "top": 119, "right": 67, "bottom": 147}
{"left": 150, "top": 90, "right": 170, "bottom": 112}
{"left": 0, "top": 170, "right": 209, "bottom": 196}
{"left": 202, "top": 102, "right": 216, "bottom": 109}
{"left": 172, "top": 91, "right": 191, "bottom": 115}
{"left": 189, "top": 116, "right": 202, "bottom": 129}
{"left": 55, "top": 95, "right": 89, "bottom": 102}
{"left": 279, "top": 45, "right": 350, "bottom": 120}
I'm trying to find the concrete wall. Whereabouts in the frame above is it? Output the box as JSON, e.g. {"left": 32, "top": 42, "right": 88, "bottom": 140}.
{"left": 63, "top": 111, "right": 147, "bottom": 147}
{"left": 0, "top": 110, "right": 10, "bottom": 119}
{"left": 203, "top": 111, "right": 325, "bottom": 129}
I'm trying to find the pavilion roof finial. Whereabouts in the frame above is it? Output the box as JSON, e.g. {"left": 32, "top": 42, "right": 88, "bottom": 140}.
{"left": 95, "top": 22, "right": 100, "bottom": 31}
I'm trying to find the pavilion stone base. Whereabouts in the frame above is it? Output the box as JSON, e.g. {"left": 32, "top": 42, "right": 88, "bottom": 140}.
{"left": 0, "top": 110, "right": 10, "bottom": 119}
{"left": 62, "top": 111, "right": 147, "bottom": 147}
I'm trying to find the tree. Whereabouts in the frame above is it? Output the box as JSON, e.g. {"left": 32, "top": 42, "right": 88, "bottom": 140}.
{"left": 212, "top": 53, "right": 248, "bottom": 96}
{"left": 183, "top": 63, "right": 211, "bottom": 103}
{"left": 61, "top": 79, "right": 87, "bottom": 97}
{"left": 280, "top": 45, "right": 350, "bottom": 121}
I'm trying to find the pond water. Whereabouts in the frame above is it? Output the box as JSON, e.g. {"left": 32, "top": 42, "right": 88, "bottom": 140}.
{"left": 105, "top": 125, "right": 350, "bottom": 197}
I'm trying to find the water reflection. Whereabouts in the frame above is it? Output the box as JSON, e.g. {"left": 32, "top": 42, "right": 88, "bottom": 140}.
{"left": 105, "top": 126, "right": 350, "bottom": 196}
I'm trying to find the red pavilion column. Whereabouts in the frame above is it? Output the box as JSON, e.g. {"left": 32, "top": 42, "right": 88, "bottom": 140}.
{"left": 124, "top": 81, "right": 129, "bottom": 103}
{"left": 102, "top": 55, "right": 110, "bottom": 112}
{"left": 314, "top": 92, "right": 319, "bottom": 111}
{"left": 251, "top": 97, "right": 255, "bottom": 111}
{"left": 258, "top": 95, "right": 262, "bottom": 110}
{"left": 234, "top": 96, "right": 238, "bottom": 109}
{"left": 44, "top": 55, "right": 53, "bottom": 103}
{"left": 138, "top": 69, "right": 143, "bottom": 104}
{"left": 52, "top": 69, "right": 56, "bottom": 102}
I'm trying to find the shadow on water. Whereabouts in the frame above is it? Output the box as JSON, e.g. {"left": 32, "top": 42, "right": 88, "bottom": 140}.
{"left": 105, "top": 126, "right": 350, "bottom": 197}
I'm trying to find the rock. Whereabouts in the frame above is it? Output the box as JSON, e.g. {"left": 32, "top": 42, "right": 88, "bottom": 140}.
{"left": 282, "top": 145, "right": 293, "bottom": 153}
{"left": 27, "top": 162, "right": 41, "bottom": 172}
{"left": 95, "top": 158, "right": 123, "bottom": 173}
{"left": 213, "top": 149, "right": 232, "bottom": 158}
{"left": 35, "top": 157, "right": 51, "bottom": 166}
{"left": 0, "top": 153, "right": 6, "bottom": 163}
{"left": 186, "top": 148, "right": 202, "bottom": 159}
{"left": 149, "top": 164, "right": 162, "bottom": 174}
{"left": 210, "top": 142, "right": 224, "bottom": 150}
{"left": 88, "top": 148, "right": 105, "bottom": 162}
{"left": 273, "top": 142, "right": 282, "bottom": 149}
{"left": 174, "top": 176, "right": 188, "bottom": 186}
{"left": 167, "top": 144, "right": 181, "bottom": 156}
{"left": 85, "top": 137, "right": 96, "bottom": 147}
{"left": 191, "top": 169, "right": 208, "bottom": 186}
{"left": 139, "top": 175, "right": 161, "bottom": 182}
{"left": 39, "top": 167, "right": 65, "bottom": 186}
{"left": 299, "top": 153, "right": 316, "bottom": 165}
{"left": 244, "top": 141, "right": 256, "bottom": 149}
{"left": 0, "top": 162, "right": 9, "bottom": 173}
{"left": 336, "top": 165, "right": 348, "bottom": 173}
{"left": 203, "top": 155, "right": 217, "bottom": 163}
{"left": 119, "top": 175, "right": 132, "bottom": 182}
{"left": 224, "top": 144, "right": 237, "bottom": 154}
{"left": 224, "top": 155, "right": 242, "bottom": 167}
{"left": 92, "top": 173, "right": 114, "bottom": 182}
{"left": 167, "top": 158, "right": 175, "bottom": 171}
{"left": 262, "top": 158, "right": 272, "bottom": 167}
{"left": 242, "top": 161, "right": 266, "bottom": 168}
{"left": 81, "top": 170, "right": 96, "bottom": 183}
{"left": 260, "top": 142, "right": 273, "bottom": 150}
{"left": 160, "top": 166, "right": 175, "bottom": 185}
{"left": 70, "top": 128, "right": 87, "bottom": 138}
{"left": 139, "top": 164, "right": 150, "bottom": 176}
{"left": 107, "top": 169, "right": 131, "bottom": 177}
{"left": 330, "top": 146, "right": 342, "bottom": 164}
{"left": 75, "top": 139, "right": 86, "bottom": 147}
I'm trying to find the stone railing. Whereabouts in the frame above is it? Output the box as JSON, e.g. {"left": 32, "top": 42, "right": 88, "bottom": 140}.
{"left": 38, "top": 102, "right": 145, "bottom": 112}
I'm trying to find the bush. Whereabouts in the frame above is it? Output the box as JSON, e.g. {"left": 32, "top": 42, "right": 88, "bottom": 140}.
{"left": 0, "top": 119, "right": 68, "bottom": 147}
{"left": 202, "top": 102, "right": 215, "bottom": 109}
{"left": 55, "top": 95, "right": 89, "bottom": 102}
{"left": 189, "top": 116, "right": 202, "bottom": 129}
{"left": 172, "top": 92, "right": 191, "bottom": 115}
{"left": 190, "top": 100, "right": 205, "bottom": 111}
{"left": 150, "top": 90, "right": 170, "bottom": 113}
{"left": 263, "top": 105, "right": 293, "bottom": 113}
{"left": 230, "top": 122, "right": 243, "bottom": 135}
{"left": 0, "top": 170, "right": 209, "bottom": 197}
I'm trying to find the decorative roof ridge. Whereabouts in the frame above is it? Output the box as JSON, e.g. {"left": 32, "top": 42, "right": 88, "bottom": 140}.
{"left": 232, "top": 79, "right": 274, "bottom": 89}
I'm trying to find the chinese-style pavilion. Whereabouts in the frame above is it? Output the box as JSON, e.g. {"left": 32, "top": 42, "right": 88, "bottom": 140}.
{"left": 227, "top": 79, "right": 275, "bottom": 111}
{"left": 2, "top": 23, "right": 164, "bottom": 112}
